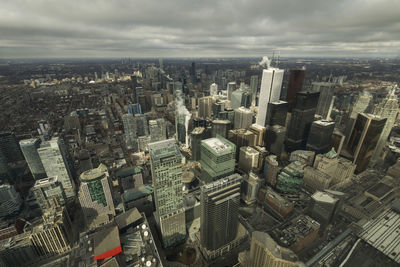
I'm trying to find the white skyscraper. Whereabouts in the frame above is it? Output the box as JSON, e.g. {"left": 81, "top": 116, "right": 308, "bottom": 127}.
{"left": 256, "top": 64, "right": 284, "bottom": 127}
{"left": 38, "top": 137, "right": 75, "bottom": 198}
{"left": 210, "top": 83, "right": 218, "bottom": 97}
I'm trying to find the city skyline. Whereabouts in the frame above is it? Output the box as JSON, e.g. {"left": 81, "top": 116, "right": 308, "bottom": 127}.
{"left": 1, "top": 0, "right": 400, "bottom": 58}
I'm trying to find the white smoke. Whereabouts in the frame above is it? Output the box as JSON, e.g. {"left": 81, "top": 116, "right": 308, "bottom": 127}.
{"left": 259, "top": 56, "right": 271, "bottom": 69}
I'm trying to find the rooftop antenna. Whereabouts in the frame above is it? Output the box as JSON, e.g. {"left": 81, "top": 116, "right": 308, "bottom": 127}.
{"left": 277, "top": 51, "right": 280, "bottom": 67}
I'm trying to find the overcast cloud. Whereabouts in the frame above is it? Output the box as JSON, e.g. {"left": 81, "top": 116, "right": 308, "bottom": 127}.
{"left": 0, "top": 0, "right": 399, "bottom": 58}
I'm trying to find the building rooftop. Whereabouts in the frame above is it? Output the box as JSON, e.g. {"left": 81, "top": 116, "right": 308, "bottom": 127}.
{"left": 312, "top": 191, "right": 338, "bottom": 204}
{"left": 202, "top": 137, "right": 232, "bottom": 153}
{"left": 252, "top": 231, "right": 298, "bottom": 262}
{"left": 94, "top": 225, "right": 121, "bottom": 259}
{"left": 314, "top": 120, "right": 335, "bottom": 126}
{"left": 80, "top": 164, "right": 108, "bottom": 182}
{"left": 33, "top": 176, "right": 58, "bottom": 187}
{"left": 114, "top": 208, "right": 142, "bottom": 231}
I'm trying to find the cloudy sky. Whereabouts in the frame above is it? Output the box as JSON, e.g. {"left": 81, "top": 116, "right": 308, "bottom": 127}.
{"left": 1, "top": 0, "right": 399, "bottom": 58}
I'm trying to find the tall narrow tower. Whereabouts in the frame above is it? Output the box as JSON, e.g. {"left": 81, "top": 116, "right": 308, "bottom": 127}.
{"left": 149, "top": 139, "right": 186, "bottom": 247}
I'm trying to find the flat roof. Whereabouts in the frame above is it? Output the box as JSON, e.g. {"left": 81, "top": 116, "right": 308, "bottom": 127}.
{"left": 115, "top": 208, "right": 142, "bottom": 230}
{"left": 34, "top": 176, "right": 58, "bottom": 187}
{"left": 202, "top": 137, "right": 232, "bottom": 153}
{"left": 80, "top": 164, "right": 108, "bottom": 182}
{"left": 94, "top": 225, "right": 121, "bottom": 257}
{"left": 312, "top": 191, "right": 337, "bottom": 204}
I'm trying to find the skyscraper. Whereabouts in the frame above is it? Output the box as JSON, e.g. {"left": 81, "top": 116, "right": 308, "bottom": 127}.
{"left": 78, "top": 164, "right": 115, "bottom": 229}
{"left": 200, "top": 136, "right": 236, "bottom": 183}
{"left": 256, "top": 67, "right": 284, "bottom": 127}
{"left": 211, "top": 120, "right": 231, "bottom": 138}
{"left": 234, "top": 107, "right": 253, "bottom": 129}
{"left": 286, "top": 69, "right": 306, "bottom": 112}
{"left": 265, "top": 100, "right": 288, "bottom": 127}
{"left": 306, "top": 120, "right": 335, "bottom": 154}
{"left": 231, "top": 90, "right": 251, "bottom": 110}
{"left": 135, "top": 114, "right": 149, "bottom": 137}
{"left": 149, "top": 139, "right": 186, "bottom": 247}
{"left": 0, "top": 132, "right": 24, "bottom": 163}
{"left": 285, "top": 92, "right": 320, "bottom": 151}
{"left": 200, "top": 173, "right": 242, "bottom": 251}
{"left": 313, "top": 82, "right": 335, "bottom": 119}
{"left": 227, "top": 82, "right": 236, "bottom": 101}
{"left": 38, "top": 137, "right": 75, "bottom": 198}
{"left": 149, "top": 118, "right": 167, "bottom": 143}
{"left": 371, "top": 88, "right": 399, "bottom": 164}
{"left": 198, "top": 96, "right": 213, "bottom": 119}
{"left": 32, "top": 176, "right": 66, "bottom": 212}
{"left": 131, "top": 75, "right": 138, "bottom": 103}
{"left": 345, "top": 113, "right": 386, "bottom": 173}
{"left": 239, "top": 146, "right": 259, "bottom": 173}
{"left": 122, "top": 113, "right": 137, "bottom": 150}
{"left": 19, "top": 138, "right": 46, "bottom": 179}
{"left": 191, "top": 127, "right": 206, "bottom": 161}
{"left": 238, "top": 231, "right": 298, "bottom": 267}
{"left": 127, "top": 103, "right": 142, "bottom": 115}
{"left": 265, "top": 125, "right": 286, "bottom": 157}
{"left": 344, "top": 92, "right": 372, "bottom": 144}
{"left": 264, "top": 155, "right": 279, "bottom": 186}
{"left": 250, "top": 75, "right": 259, "bottom": 105}
{"left": 210, "top": 83, "right": 218, "bottom": 96}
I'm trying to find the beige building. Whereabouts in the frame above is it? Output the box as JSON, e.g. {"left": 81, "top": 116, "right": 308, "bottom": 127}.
{"left": 238, "top": 231, "right": 298, "bottom": 267}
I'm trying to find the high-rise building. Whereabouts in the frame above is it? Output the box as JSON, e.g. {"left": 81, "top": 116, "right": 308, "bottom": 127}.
{"left": 210, "top": 83, "right": 218, "bottom": 96}
{"left": 38, "top": 137, "right": 75, "bottom": 198}
{"left": 345, "top": 113, "right": 386, "bottom": 173}
{"left": 78, "top": 164, "right": 115, "bottom": 229}
{"left": 250, "top": 75, "right": 259, "bottom": 105}
{"left": 228, "top": 129, "right": 257, "bottom": 156}
{"left": 0, "top": 132, "right": 24, "bottom": 163}
{"left": 19, "top": 138, "right": 46, "bottom": 179}
{"left": 276, "top": 161, "right": 305, "bottom": 194}
{"left": 344, "top": 92, "right": 372, "bottom": 144}
{"left": 313, "top": 82, "right": 335, "bottom": 119}
{"left": 149, "top": 118, "right": 167, "bottom": 143}
{"left": 371, "top": 88, "right": 399, "bottom": 164}
{"left": 249, "top": 124, "right": 266, "bottom": 147}
{"left": 200, "top": 136, "right": 236, "bottom": 183}
{"left": 200, "top": 173, "right": 242, "bottom": 250}
{"left": 239, "top": 146, "right": 259, "bottom": 173}
{"left": 37, "top": 120, "right": 52, "bottom": 142}
{"left": 227, "top": 82, "right": 236, "bottom": 101}
{"left": 191, "top": 127, "right": 206, "bottom": 161}
{"left": 122, "top": 113, "right": 137, "bottom": 150}
{"left": 211, "top": 120, "right": 231, "bottom": 138}
{"left": 331, "top": 130, "right": 345, "bottom": 155}
{"left": 256, "top": 67, "right": 284, "bottom": 127}
{"left": 241, "top": 172, "right": 263, "bottom": 205}
{"left": 175, "top": 113, "right": 191, "bottom": 146}
{"left": 128, "top": 103, "right": 142, "bottom": 115}
{"left": 131, "top": 75, "right": 138, "bottom": 103}
{"left": 0, "top": 184, "right": 22, "bottom": 218}
{"left": 286, "top": 69, "right": 306, "bottom": 112}
{"left": 234, "top": 107, "right": 253, "bottom": 129}
{"left": 198, "top": 96, "right": 213, "bottom": 119}
{"left": 135, "top": 114, "right": 149, "bottom": 137}
{"left": 265, "top": 125, "right": 286, "bottom": 157}
{"left": 306, "top": 120, "right": 335, "bottom": 154}
{"left": 286, "top": 92, "right": 320, "bottom": 151}
{"left": 238, "top": 231, "right": 298, "bottom": 267}
{"left": 32, "top": 176, "right": 66, "bottom": 212}
{"left": 149, "top": 139, "right": 186, "bottom": 247}
{"left": 264, "top": 155, "right": 279, "bottom": 187}
{"left": 265, "top": 100, "right": 288, "bottom": 127}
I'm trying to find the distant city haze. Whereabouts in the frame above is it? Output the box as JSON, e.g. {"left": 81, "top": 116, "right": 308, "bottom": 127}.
{"left": 1, "top": 0, "right": 399, "bottom": 58}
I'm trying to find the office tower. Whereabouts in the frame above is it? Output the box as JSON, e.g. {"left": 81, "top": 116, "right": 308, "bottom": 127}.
{"left": 249, "top": 124, "right": 266, "bottom": 146}
{"left": 0, "top": 184, "right": 22, "bottom": 217}
{"left": 276, "top": 161, "right": 305, "bottom": 193}
{"left": 286, "top": 92, "right": 320, "bottom": 151}
{"left": 198, "top": 96, "right": 213, "bottom": 119}
{"left": 78, "top": 164, "right": 115, "bottom": 229}
{"left": 344, "top": 92, "right": 372, "bottom": 144}
{"left": 250, "top": 75, "right": 258, "bottom": 105}
{"left": 242, "top": 172, "right": 263, "bottom": 205}
{"left": 200, "top": 136, "right": 236, "bottom": 183}
{"left": 303, "top": 167, "right": 332, "bottom": 192}
{"left": 38, "top": 137, "right": 75, "bottom": 199}
{"left": 228, "top": 129, "right": 257, "bottom": 153}
{"left": 256, "top": 67, "right": 284, "bottom": 127}
{"left": 210, "top": 83, "right": 218, "bottom": 96}
{"left": 149, "top": 118, "right": 167, "bottom": 143}
{"left": 265, "top": 125, "right": 286, "bottom": 157}
{"left": 231, "top": 90, "right": 252, "bottom": 110}
{"left": 212, "top": 101, "right": 225, "bottom": 119}
{"left": 63, "top": 113, "right": 81, "bottom": 130}
{"left": 289, "top": 150, "right": 315, "bottom": 166}
{"left": 313, "top": 82, "right": 335, "bottom": 119}
{"left": 37, "top": 120, "right": 52, "bottom": 141}
{"left": 211, "top": 120, "right": 231, "bottom": 138}
{"left": 0, "top": 132, "right": 24, "bottom": 163}
{"left": 191, "top": 127, "right": 206, "bottom": 161}
{"left": 306, "top": 120, "right": 335, "bottom": 154}
{"left": 122, "top": 113, "right": 137, "bottom": 150}
{"left": 238, "top": 231, "right": 298, "bottom": 267}
{"left": 239, "top": 146, "right": 259, "bottom": 173}
{"left": 200, "top": 174, "right": 242, "bottom": 250}
{"left": 345, "top": 113, "right": 386, "bottom": 173}
{"left": 264, "top": 155, "right": 279, "bottom": 186}
{"left": 128, "top": 103, "right": 142, "bottom": 115}
{"left": 286, "top": 69, "right": 306, "bottom": 111}
{"left": 310, "top": 191, "right": 339, "bottom": 225}
{"left": 149, "top": 139, "right": 186, "bottom": 247}
{"left": 227, "top": 82, "right": 236, "bottom": 101}
{"left": 219, "top": 108, "right": 235, "bottom": 124}
{"left": 30, "top": 207, "right": 72, "bottom": 257}
{"left": 371, "top": 88, "right": 399, "bottom": 163}
{"left": 265, "top": 100, "right": 288, "bottom": 127}
{"left": 19, "top": 138, "right": 46, "bottom": 179}
{"left": 176, "top": 113, "right": 190, "bottom": 145}
{"left": 135, "top": 114, "right": 149, "bottom": 137}
{"left": 32, "top": 176, "right": 66, "bottom": 212}
{"left": 131, "top": 75, "right": 138, "bottom": 103}
{"left": 234, "top": 107, "right": 253, "bottom": 129}
{"left": 331, "top": 130, "right": 345, "bottom": 155}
